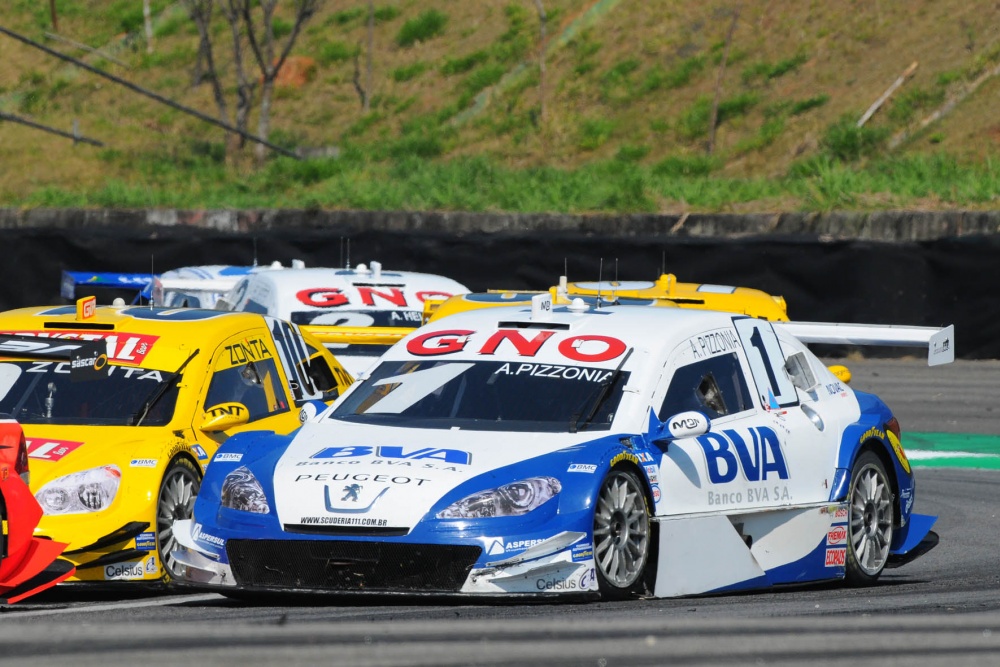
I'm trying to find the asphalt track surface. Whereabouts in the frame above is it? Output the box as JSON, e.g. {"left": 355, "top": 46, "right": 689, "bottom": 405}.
{"left": 2, "top": 359, "right": 1000, "bottom": 666}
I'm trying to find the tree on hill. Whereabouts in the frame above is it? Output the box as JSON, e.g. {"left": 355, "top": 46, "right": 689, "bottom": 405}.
{"left": 184, "top": 0, "right": 318, "bottom": 164}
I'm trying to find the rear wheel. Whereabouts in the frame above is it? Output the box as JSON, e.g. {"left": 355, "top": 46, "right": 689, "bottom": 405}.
{"left": 593, "top": 469, "right": 652, "bottom": 599}
{"left": 157, "top": 457, "right": 201, "bottom": 582}
{"left": 845, "top": 451, "right": 894, "bottom": 586}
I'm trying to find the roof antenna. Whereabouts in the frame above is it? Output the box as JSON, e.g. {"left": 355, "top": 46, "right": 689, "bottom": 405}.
{"left": 252, "top": 237, "right": 259, "bottom": 268}
{"left": 613, "top": 257, "right": 619, "bottom": 304}
{"left": 149, "top": 255, "right": 155, "bottom": 308}
{"left": 661, "top": 250, "right": 666, "bottom": 277}
{"left": 345, "top": 238, "right": 351, "bottom": 270}
{"left": 596, "top": 258, "right": 604, "bottom": 310}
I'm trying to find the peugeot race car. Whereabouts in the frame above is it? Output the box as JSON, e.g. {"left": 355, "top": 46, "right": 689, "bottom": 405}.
{"left": 217, "top": 261, "right": 469, "bottom": 376}
{"left": 0, "top": 299, "right": 352, "bottom": 585}
{"left": 425, "top": 273, "right": 789, "bottom": 323}
{"left": 0, "top": 419, "right": 75, "bottom": 603}
{"left": 173, "top": 295, "right": 949, "bottom": 599}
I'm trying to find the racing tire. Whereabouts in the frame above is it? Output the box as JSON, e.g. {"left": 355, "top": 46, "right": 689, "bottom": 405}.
{"left": 593, "top": 468, "right": 654, "bottom": 599}
{"left": 157, "top": 457, "right": 201, "bottom": 584}
{"left": 845, "top": 451, "right": 894, "bottom": 586}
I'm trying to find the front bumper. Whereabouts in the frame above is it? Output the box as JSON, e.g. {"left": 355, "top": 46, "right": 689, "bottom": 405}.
{"left": 171, "top": 519, "right": 598, "bottom": 596}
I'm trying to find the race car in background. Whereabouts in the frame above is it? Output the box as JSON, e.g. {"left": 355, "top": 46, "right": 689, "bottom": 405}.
{"left": 172, "top": 295, "right": 950, "bottom": 599}
{"left": 61, "top": 261, "right": 299, "bottom": 308}
{"left": 0, "top": 419, "right": 75, "bottom": 603}
{"left": 425, "top": 273, "right": 789, "bottom": 323}
{"left": 0, "top": 298, "right": 352, "bottom": 585}
{"left": 216, "top": 261, "right": 469, "bottom": 376}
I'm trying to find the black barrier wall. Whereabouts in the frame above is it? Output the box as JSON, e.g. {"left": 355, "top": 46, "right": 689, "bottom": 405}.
{"left": 3, "top": 224, "right": 997, "bottom": 358}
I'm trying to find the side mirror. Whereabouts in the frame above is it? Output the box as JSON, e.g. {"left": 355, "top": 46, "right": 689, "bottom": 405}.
{"left": 199, "top": 402, "right": 250, "bottom": 433}
{"left": 298, "top": 399, "right": 327, "bottom": 424}
{"left": 649, "top": 410, "right": 711, "bottom": 445}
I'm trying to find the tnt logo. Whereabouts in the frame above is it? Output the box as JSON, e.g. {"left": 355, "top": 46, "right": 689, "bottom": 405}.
{"left": 696, "top": 427, "right": 788, "bottom": 484}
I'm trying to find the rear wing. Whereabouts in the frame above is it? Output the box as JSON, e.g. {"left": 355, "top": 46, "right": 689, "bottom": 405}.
{"left": 301, "top": 325, "right": 416, "bottom": 347}
{"left": 775, "top": 322, "right": 954, "bottom": 366}
{"left": 61, "top": 271, "right": 153, "bottom": 303}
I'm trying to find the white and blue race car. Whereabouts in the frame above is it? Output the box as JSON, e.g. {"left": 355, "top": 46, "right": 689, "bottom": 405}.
{"left": 171, "top": 295, "right": 949, "bottom": 599}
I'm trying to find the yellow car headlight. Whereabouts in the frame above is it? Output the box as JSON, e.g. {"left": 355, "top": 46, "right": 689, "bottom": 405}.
{"left": 35, "top": 465, "right": 122, "bottom": 515}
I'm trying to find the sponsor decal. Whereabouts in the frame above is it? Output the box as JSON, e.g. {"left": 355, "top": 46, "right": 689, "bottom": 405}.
{"left": 708, "top": 485, "right": 791, "bottom": 506}
{"left": 536, "top": 567, "right": 597, "bottom": 592}
{"left": 308, "top": 445, "right": 471, "bottom": 466}
{"left": 492, "top": 363, "right": 613, "bottom": 383}
{"left": 652, "top": 485, "right": 661, "bottom": 502}
{"left": 192, "top": 444, "right": 209, "bottom": 461}
{"left": 825, "top": 548, "right": 847, "bottom": 567}
{"left": 487, "top": 537, "right": 548, "bottom": 557}
{"left": 214, "top": 452, "right": 243, "bottom": 463}
{"left": 145, "top": 556, "right": 158, "bottom": 574}
{"left": 405, "top": 328, "right": 628, "bottom": 363}
{"left": 610, "top": 452, "right": 639, "bottom": 467}
{"left": 299, "top": 516, "right": 388, "bottom": 527}
{"left": 887, "top": 430, "right": 912, "bottom": 474}
{"left": 78, "top": 296, "right": 97, "bottom": 320}
{"left": 572, "top": 542, "right": 594, "bottom": 563}
{"left": 688, "top": 329, "right": 741, "bottom": 360}
{"left": 836, "top": 507, "right": 848, "bottom": 519}
{"left": 860, "top": 427, "right": 886, "bottom": 443}
{"left": 135, "top": 531, "right": 156, "bottom": 551}
{"left": 0, "top": 331, "right": 159, "bottom": 364}
{"left": 827, "top": 526, "right": 847, "bottom": 546}
{"left": 27, "top": 438, "right": 83, "bottom": 462}
{"left": 487, "top": 539, "right": 506, "bottom": 556}
{"left": 104, "top": 560, "right": 145, "bottom": 581}
{"left": 192, "top": 522, "right": 226, "bottom": 548}
{"left": 824, "top": 382, "right": 847, "bottom": 397}
{"left": 644, "top": 464, "right": 659, "bottom": 483}
{"left": 637, "top": 452, "right": 654, "bottom": 463}
{"left": 130, "top": 458, "right": 157, "bottom": 468}
{"left": 221, "top": 338, "right": 273, "bottom": 370}
{"left": 696, "top": 427, "right": 789, "bottom": 484}
{"left": 567, "top": 463, "right": 597, "bottom": 474}
{"left": 820, "top": 505, "right": 848, "bottom": 519}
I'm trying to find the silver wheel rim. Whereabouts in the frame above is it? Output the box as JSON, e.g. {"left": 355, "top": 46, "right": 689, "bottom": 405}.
{"left": 157, "top": 466, "right": 199, "bottom": 579}
{"left": 849, "top": 464, "right": 893, "bottom": 576}
{"left": 593, "top": 472, "right": 649, "bottom": 589}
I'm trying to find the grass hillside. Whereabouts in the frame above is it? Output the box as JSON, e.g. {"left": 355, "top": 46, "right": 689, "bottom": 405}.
{"left": 2, "top": 0, "right": 1000, "bottom": 212}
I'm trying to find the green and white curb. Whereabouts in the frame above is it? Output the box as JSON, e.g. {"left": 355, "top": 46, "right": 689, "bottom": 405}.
{"left": 905, "top": 432, "right": 1000, "bottom": 470}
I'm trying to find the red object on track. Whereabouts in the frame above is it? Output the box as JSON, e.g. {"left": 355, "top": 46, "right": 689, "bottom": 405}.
{"left": 0, "top": 420, "right": 75, "bottom": 604}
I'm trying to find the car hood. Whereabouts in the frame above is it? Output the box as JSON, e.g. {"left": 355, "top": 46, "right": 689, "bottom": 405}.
{"left": 272, "top": 421, "right": 597, "bottom": 529}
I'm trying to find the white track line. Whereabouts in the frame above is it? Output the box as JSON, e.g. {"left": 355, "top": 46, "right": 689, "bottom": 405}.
{"left": 2, "top": 593, "right": 222, "bottom": 617}
{"left": 908, "top": 450, "right": 999, "bottom": 459}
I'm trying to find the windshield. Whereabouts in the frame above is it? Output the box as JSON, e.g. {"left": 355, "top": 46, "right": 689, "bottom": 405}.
{"left": 330, "top": 360, "right": 629, "bottom": 433}
{"left": 0, "top": 361, "right": 179, "bottom": 426}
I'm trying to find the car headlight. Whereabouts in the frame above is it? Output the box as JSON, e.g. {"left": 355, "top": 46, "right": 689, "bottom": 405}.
{"left": 221, "top": 466, "right": 270, "bottom": 514}
{"left": 35, "top": 465, "right": 122, "bottom": 515}
{"left": 436, "top": 476, "right": 561, "bottom": 519}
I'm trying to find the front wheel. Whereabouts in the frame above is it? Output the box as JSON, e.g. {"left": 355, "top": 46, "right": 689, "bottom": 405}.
{"left": 593, "top": 469, "right": 653, "bottom": 599}
{"left": 157, "top": 457, "right": 201, "bottom": 583}
{"left": 845, "top": 451, "right": 894, "bottom": 586}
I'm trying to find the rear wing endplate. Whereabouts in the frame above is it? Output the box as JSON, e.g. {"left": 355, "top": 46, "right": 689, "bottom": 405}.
{"left": 61, "top": 271, "right": 153, "bottom": 303}
{"left": 301, "top": 325, "right": 416, "bottom": 347}
{"left": 775, "top": 322, "right": 954, "bottom": 366}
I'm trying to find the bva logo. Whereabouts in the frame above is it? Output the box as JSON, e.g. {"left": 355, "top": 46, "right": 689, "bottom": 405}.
{"left": 311, "top": 445, "right": 472, "bottom": 465}
{"left": 696, "top": 427, "right": 788, "bottom": 483}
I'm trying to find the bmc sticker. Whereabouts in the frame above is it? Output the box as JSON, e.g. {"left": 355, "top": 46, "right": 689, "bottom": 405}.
{"left": 567, "top": 463, "right": 597, "bottom": 474}
{"left": 214, "top": 452, "right": 243, "bottom": 463}
{"left": 130, "top": 459, "right": 157, "bottom": 468}
{"left": 27, "top": 438, "right": 84, "bottom": 462}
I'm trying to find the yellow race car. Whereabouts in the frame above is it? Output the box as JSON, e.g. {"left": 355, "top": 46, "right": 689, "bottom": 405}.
{"left": 0, "top": 299, "right": 352, "bottom": 584}
{"left": 425, "top": 273, "right": 789, "bottom": 323}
